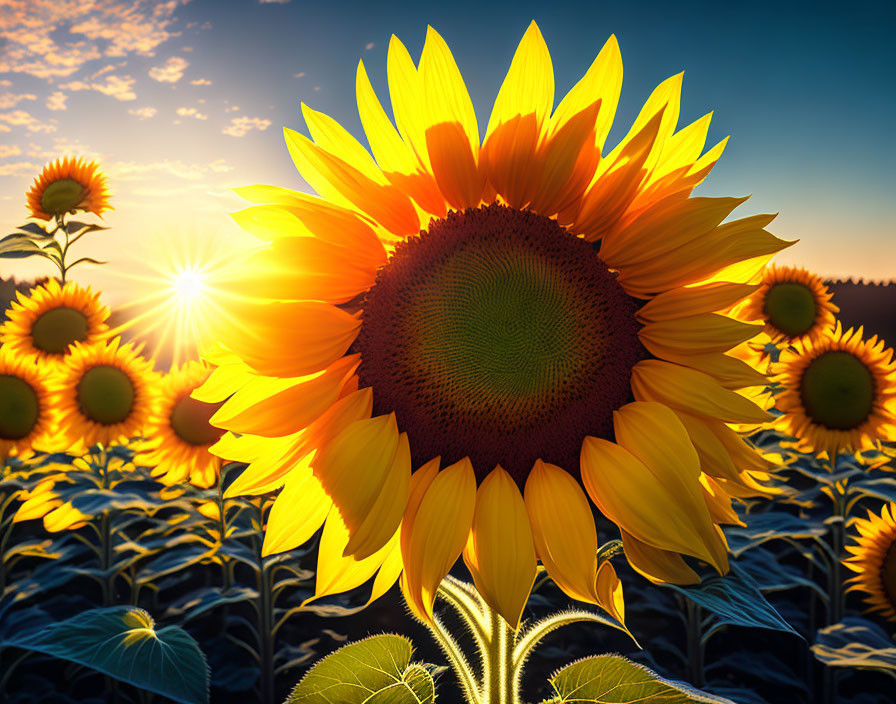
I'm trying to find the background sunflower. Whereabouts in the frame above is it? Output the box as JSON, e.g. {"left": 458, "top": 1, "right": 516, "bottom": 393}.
{"left": 844, "top": 503, "right": 896, "bottom": 622}
{"left": 26, "top": 157, "right": 111, "bottom": 221}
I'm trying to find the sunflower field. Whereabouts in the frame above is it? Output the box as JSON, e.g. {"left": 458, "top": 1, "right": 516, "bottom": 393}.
{"left": 2, "top": 20, "right": 896, "bottom": 704}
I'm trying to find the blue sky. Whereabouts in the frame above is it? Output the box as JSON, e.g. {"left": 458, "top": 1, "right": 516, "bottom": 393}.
{"left": 1, "top": 0, "right": 893, "bottom": 303}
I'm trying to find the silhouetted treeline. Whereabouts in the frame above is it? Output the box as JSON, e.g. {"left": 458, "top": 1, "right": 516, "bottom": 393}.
{"left": 827, "top": 278, "right": 896, "bottom": 348}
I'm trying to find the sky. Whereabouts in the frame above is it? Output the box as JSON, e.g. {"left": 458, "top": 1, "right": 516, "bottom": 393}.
{"left": 0, "top": 0, "right": 894, "bottom": 307}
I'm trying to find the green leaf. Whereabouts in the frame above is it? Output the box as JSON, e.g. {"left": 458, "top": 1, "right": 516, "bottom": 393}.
{"left": 549, "top": 655, "right": 736, "bottom": 703}
{"left": 2, "top": 605, "right": 209, "bottom": 704}
{"left": 0, "top": 235, "right": 45, "bottom": 258}
{"left": 68, "top": 255, "right": 108, "bottom": 268}
{"left": 15, "top": 222, "right": 53, "bottom": 237}
{"left": 286, "top": 634, "right": 427, "bottom": 704}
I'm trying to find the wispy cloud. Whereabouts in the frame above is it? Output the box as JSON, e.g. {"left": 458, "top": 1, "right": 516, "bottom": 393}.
{"left": 0, "top": 161, "right": 40, "bottom": 176}
{"left": 62, "top": 74, "right": 136, "bottom": 101}
{"left": 0, "top": 111, "right": 57, "bottom": 133}
{"left": 365, "top": 42, "right": 375, "bottom": 50}
{"left": 176, "top": 107, "right": 208, "bottom": 120}
{"left": 149, "top": 56, "right": 189, "bottom": 83}
{"left": 222, "top": 116, "right": 272, "bottom": 137}
{"left": 0, "top": 1, "right": 188, "bottom": 79}
{"left": 128, "top": 106, "right": 158, "bottom": 120}
{"left": 259, "top": 0, "right": 292, "bottom": 3}
{"left": 190, "top": 78, "right": 212, "bottom": 86}
{"left": 46, "top": 91, "right": 67, "bottom": 111}
{"left": 109, "top": 158, "right": 235, "bottom": 181}
{"left": 0, "top": 145, "right": 23, "bottom": 158}
{"left": 293, "top": 72, "right": 305, "bottom": 78}
{"left": 0, "top": 92, "right": 37, "bottom": 109}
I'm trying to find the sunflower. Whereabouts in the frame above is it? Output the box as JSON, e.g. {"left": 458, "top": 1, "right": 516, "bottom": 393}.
{"left": 0, "top": 349, "right": 56, "bottom": 459}
{"left": 26, "top": 156, "right": 111, "bottom": 221}
{"left": 0, "top": 278, "right": 110, "bottom": 367}
{"left": 844, "top": 503, "right": 896, "bottom": 622}
{"left": 207, "top": 22, "right": 790, "bottom": 628}
{"left": 51, "top": 338, "right": 155, "bottom": 450}
{"left": 773, "top": 323, "right": 896, "bottom": 457}
{"left": 733, "top": 265, "right": 838, "bottom": 355}
{"left": 136, "top": 361, "right": 225, "bottom": 489}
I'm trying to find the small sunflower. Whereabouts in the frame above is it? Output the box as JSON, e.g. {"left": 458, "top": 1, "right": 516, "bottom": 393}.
{"left": 0, "top": 349, "right": 55, "bottom": 459}
{"left": 734, "top": 265, "right": 838, "bottom": 353}
{"left": 774, "top": 323, "right": 896, "bottom": 457}
{"left": 137, "top": 361, "right": 225, "bottom": 489}
{"left": 0, "top": 279, "right": 109, "bottom": 367}
{"left": 207, "top": 22, "right": 790, "bottom": 628}
{"left": 26, "top": 157, "right": 111, "bottom": 221}
{"left": 844, "top": 503, "right": 896, "bottom": 622}
{"left": 52, "top": 338, "right": 156, "bottom": 450}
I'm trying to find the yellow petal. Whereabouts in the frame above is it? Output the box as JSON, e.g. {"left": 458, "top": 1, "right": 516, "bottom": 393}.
{"left": 312, "top": 413, "right": 400, "bottom": 553}
{"left": 263, "top": 469, "right": 332, "bottom": 556}
{"left": 639, "top": 314, "right": 763, "bottom": 358}
{"left": 636, "top": 283, "right": 758, "bottom": 323}
{"left": 612, "top": 401, "right": 729, "bottom": 574}
{"left": 224, "top": 438, "right": 311, "bottom": 497}
{"left": 192, "top": 362, "right": 254, "bottom": 403}
{"left": 284, "top": 127, "right": 420, "bottom": 236}
{"left": 524, "top": 459, "right": 600, "bottom": 604}
{"left": 647, "top": 350, "right": 768, "bottom": 390}
{"left": 595, "top": 560, "right": 625, "bottom": 625}
{"left": 214, "top": 300, "right": 359, "bottom": 379}
{"left": 485, "top": 21, "right": 553, "bottom": 141}
{"left": 580, "top": 434, "right": 724, "bottom": 572}
{"left": 620, "top": 529, "right": 700, "bottom": 585}
{"left": 466, "top": 466, "right": 536, "bottom": 630}
{"left": 210, "top": 355, "right": 360, "bottom": 437}
{"left": 648, "top": 112, "right": 713, "bottom": 184}
{"left": 549, "top": 34, "right": 621, "bottom": 150}
{"left": 43, "top": 503, "right": 90, "bottom": 533}
{"left": 671, "top": 410, "right": 741, "bottom": 483}
{"left": 386, "top": 34, "right": 430, "bottom": 170}
{"left": 344, "top": 432, "right": 411, "bottom": 560}
{"left": 401, "top": 457, "right": 476, "bottom": 622}
{"left": 419, "top": 26, "right": 484, "bottom": 209}
{"left": 699, "top": 474, "right": 743, "bottom": 526}
{"left": 302, "top": 102, "right": 383, "bottom": 181}
{"left": 314, "top": 509, "right": 399, "bottom": 599}
{"left": 631, "top": 360, "right": 771, "bottom": 424}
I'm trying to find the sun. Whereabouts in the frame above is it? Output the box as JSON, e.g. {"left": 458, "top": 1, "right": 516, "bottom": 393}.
{"left": 172, "top": 268, "right": 206, "bottom": 305}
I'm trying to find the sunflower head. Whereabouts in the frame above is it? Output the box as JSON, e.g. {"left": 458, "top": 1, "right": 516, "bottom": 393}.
{"left": 845, "top": 503, "right": 896, "bottom": 622}
{"left": 774, "top": 323, "right": 896, "bottom": 457}
{"left": 137, "top": 361, "right": 225, "bottom": 489}
{"left": 736, "top": 265, "right": 838, "bottom": 349}
{"left": 0, "top": 279, "right": 110, "bottom": 367}
{"left": 26, "top": 157, "right": 111, "bottom": 221}
{"left": 0, "top": 349, "right": 55, "bottom": 459}
{"left": 52, "top": 338, "right": 156, "bottom": 450}
{"left": 208, "top": 21, "right": 790, "bottom": 628}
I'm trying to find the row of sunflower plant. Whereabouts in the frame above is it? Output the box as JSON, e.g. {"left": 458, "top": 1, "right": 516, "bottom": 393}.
{"left": 2, "top": 19, "right": 896, "bottom": 704}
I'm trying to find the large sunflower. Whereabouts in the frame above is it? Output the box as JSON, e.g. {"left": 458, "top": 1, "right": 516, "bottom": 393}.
{"left": 773, "top": 323, "right": 896, "bottom": 457}
{"left": 52, "top": 338, "right": 156, "bottom": 450}
{"left": 0, "top": 349, "right": 56, "bottom": 459}
{"left": 844, "top": 503, "right": 896, "bottom": 622}
{"left": 207, "top": 23, "right": 790, "bottom": 628}
{"left": 26, "top": 157, "right": 111, "bottom": 221}
{"left": 0, "top": 279, "right": 110, "bottom": 367}
{"left": 137, "top": 361, "right": 225, "bottom": 489}
{"left": 733, "top": 265, "right": 838, "bottom": 354}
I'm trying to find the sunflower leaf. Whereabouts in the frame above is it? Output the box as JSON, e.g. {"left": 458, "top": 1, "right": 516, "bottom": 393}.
{"left": 549, "top": 654, "right": 737, "bottom": 702}
{"left": 663, "top": 563, "right": 800, "bottom": 636}
{"left": 1, "top": 605, "right": 209, "bottom": 704}
{"left": 15, "top": 222, "right": 53, "bottom": 237}
{"left": 285, "top": 633, "right": 434, "bottom": 704}
{"left": 0, "top": 235, "right": 46, "bottom": 258}
{"left": 68, "top": 255, "right": 109, "bottom": 268}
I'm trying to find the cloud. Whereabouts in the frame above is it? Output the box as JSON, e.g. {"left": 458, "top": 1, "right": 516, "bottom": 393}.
{"left": 62, "top": 74, "right": 136, "bottom": 101}
{"left": 128, "top": 106, "right": 157, "bottom": 120}
{"left": 225, "top": 105, "right": 240, "bottom": 112}
{"left": 365, "top": 42, "right": 374, "bottom": 50}
{"left": 259, "top": 0, "right": 292, "bottom": 3}
{"left": 190, "top": 78, "right": 212, "bottom": 86}
{"left": 109, "top": 158, "right": 234, "bottom": 181}
{"left": 46, "top": 91, "right": 67, "bottom": 110}
{"left": 0, "top": 1, "right": 188, "bottom": 79}
{"left": 0, "top": 110, "right": 57, "bottom": 133}
{"left": 293, "top": 72, "right": 305, "bottom": 78}
{"left": 176, "top": 106, "right": 207, "bottom": 120}
{"left": 149, "top": 56, "right": 189, "bottom": 83}
{"left": 0, "top": 92, "right": 37, "bottom": 109}
{"left": 0, "top": 161, "right": 41, "bottom": 176}
{"left": 0, "top": 145, "right": 23, "bottom": 158}
{"left": 222, "top": 116, "right": 272, "bottom": 137}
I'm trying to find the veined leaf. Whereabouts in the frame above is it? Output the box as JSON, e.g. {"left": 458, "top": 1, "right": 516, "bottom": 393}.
{"left": 286, "top": 634, "right": 434, "bottom": 704}
{"left": 15, "top": 222, "right": 53, "bottom": 237}
{"left": 664, "top": 564, "right": 800, "bottom": 636}
{"left": 0, "top": 235, "right": 45, "bottom": 258}
{"left": 724, "top": 511, "right": 826, "bottom": 557}
{"left": 2, "top": 606, "right": 209, "bottom": 704}
{"left": 549, "top": 655, "right": 737, "bottom": 702}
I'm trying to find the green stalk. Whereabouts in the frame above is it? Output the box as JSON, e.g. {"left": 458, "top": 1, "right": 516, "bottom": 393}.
{"left": 253, "top": 499, "right": 275, "bottom": 704}
{"left": 484, "top": 608, "right": 516, "bottom": 704}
